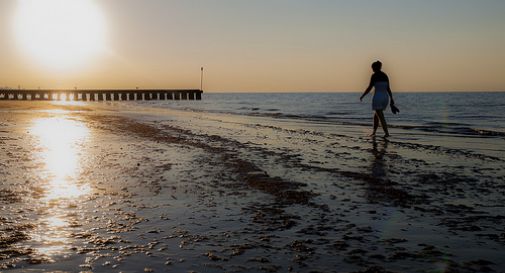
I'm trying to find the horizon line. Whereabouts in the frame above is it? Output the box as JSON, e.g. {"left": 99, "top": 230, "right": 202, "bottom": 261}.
{"left": 1, "top": 88, "right": 504, "bottom": 94}
{"left": 203, "top": 90, "right": 505, "bottom": 93}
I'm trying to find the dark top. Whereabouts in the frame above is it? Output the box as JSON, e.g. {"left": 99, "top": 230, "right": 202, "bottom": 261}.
{"left": 369, "top": 71, "right": 389, "bottom": 86}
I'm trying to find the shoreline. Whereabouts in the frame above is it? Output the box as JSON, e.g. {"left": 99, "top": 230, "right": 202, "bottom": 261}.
{"left": 1, "top": 101, "right": 504, "bottom": 272}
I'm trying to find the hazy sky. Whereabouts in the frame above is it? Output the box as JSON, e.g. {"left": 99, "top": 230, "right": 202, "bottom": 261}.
{"left": 1, "top": 0, "right": 504, "bottom": 92}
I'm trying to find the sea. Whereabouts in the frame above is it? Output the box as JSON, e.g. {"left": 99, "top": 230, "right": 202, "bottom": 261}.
{"left": 131, "top": 92, "right": 505, "bottom": 138}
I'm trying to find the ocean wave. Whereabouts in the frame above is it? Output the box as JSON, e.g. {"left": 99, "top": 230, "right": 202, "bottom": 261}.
{"left": 424, "top": 121, "right": 471, "bottom": 127}
{"left": 469, "top": 128, "right": 505, "bottom": 137}
{"left": 390, "top": 124, "right": 505, "bottom": 137}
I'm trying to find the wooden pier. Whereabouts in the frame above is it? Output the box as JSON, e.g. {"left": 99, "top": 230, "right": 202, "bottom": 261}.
{"left": 0, "top": 89, "right": 203, "bottom": 101}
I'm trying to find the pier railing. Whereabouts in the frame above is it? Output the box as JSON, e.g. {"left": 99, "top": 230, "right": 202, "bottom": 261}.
{"left": 0, "top": 89, "right": 203, "bottom": 101}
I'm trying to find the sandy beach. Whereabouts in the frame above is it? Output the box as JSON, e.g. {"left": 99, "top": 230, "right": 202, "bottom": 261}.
{"left": 1, "top": 101, "right": 504, "bottom": 273}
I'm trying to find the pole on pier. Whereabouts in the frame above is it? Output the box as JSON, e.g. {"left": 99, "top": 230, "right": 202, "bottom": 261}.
{"left": 200, "top": 67, "right": 204, "bottom": 91}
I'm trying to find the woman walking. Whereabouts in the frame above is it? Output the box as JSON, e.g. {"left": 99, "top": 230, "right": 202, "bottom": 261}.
{"left": 360, "top": 61, "right": 395, "bottom": 137}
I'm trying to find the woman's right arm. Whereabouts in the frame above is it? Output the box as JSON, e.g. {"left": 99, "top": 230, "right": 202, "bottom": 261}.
{"left": 360, "top": 76, "right": 374, "bottom": 101}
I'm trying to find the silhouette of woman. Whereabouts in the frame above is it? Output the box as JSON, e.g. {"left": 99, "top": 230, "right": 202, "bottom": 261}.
{"left": 360, "top": 61, "right": 395, "bottom": 137}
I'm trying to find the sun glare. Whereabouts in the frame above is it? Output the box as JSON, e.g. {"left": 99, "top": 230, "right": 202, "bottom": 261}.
{"left": 13, "top": 0, "right": 107, "bottom": 71}
{"left": 29, "top": 117, "right": 91, "bottom": 256}
{"left": 31, "top": 117, "right": 91, "bottom": 201}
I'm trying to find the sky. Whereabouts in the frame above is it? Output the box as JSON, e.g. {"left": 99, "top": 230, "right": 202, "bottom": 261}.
{"left": 0, "top": 0, "right": 504, "bottom": 92}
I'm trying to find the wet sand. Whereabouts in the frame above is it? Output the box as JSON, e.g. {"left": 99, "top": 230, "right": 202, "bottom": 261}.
{"left": 1, "top": 101, "right": 505, "bottom": 273}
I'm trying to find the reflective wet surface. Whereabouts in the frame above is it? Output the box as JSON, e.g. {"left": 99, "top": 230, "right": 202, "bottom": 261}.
{"left": 28, "top": 117, "right": 91, "bottom": 257}
{"left": 31, "top": 117, "right": 91, "bottom": 201}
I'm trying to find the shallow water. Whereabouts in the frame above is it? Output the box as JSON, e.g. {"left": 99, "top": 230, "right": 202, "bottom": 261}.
{"left": 134, "top": 92, "right": 505, "bottom": 137}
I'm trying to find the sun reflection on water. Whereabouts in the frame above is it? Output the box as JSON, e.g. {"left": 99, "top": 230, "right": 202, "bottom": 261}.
{"left": 31, "top": 215, "right": 71, "bottom": 256}
{"left": 30, "top": 117, "right": 91, "bottom": 256}
{"left": 31, "top": 117, "right": 90, "bottom": 200}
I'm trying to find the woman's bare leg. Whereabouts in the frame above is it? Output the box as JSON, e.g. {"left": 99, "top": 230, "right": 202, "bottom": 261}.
{"left": 376, "top": 110, "right": 390, "bottom": 137}
{"left": 372, "top": 112, "right": 379, "bottom": 135}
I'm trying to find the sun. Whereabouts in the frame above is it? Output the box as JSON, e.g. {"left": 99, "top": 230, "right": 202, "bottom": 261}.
{"left": 13, "top": 0, "right": 107, "bottom": 71}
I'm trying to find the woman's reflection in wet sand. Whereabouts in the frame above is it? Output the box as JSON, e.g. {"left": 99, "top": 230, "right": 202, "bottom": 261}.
{"left": 371, "top": 137, "right": 388, "bottom": 180}
{"left": 365, "top": 137, "right": 392, "bottom": 204}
